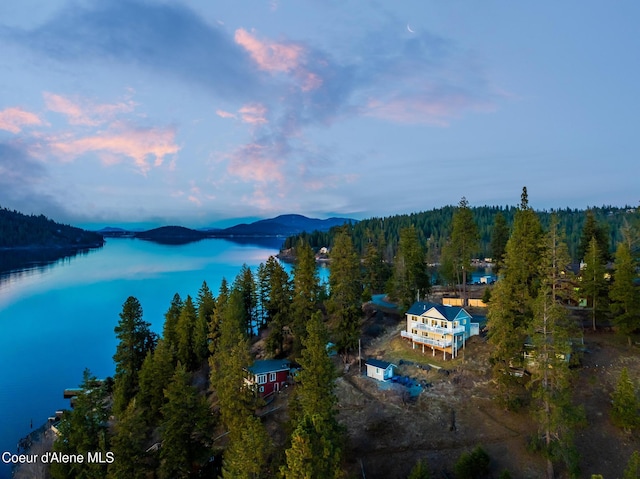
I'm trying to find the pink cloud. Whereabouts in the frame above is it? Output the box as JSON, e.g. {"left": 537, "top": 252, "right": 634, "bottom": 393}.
{"left": 226, "top": 142, "right": 285, "bottom": 184}
{"left": 0, "top": 107, "right": 43, "bottom": 133}
{"left": 238, "top": 103, "right": 268, "bottom": 125}
{"left": 235, "top": 28, "right": 302, "bottom": 73}
{"left": 49, "top": 127, "right": 180, "bottom": 174}
{"left": 216, "top": 109, "right": 236, "bottom": 119}
{"left": 43, "top": 92, "right": 135, "bottom": 126}
{"left": 365, "top": 92, "right": 495, "bottom": 125}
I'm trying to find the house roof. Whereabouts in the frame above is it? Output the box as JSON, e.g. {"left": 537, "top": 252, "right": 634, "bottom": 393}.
{"left": 365, "top": 358, "right": 395, "bottom": 370}
{"left": 406, "top": 301, "right": 470, "bottom": 321}
{"left": 247, "top": 359, "right": 291, "bottom": 375}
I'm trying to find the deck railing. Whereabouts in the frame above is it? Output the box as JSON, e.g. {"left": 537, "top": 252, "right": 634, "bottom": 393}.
{"left": 408, "top": 321, "right": 465, "bottom": 336}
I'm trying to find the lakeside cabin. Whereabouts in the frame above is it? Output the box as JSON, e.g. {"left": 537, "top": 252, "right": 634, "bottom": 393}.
{"left": 401, "top": 301, "right": 480, "bottom": 360}
{"left": 244, "top": 359, "right": 291, "bottom": 398}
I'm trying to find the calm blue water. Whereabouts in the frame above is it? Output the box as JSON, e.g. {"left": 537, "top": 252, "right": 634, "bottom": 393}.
{"left": 0, "top": 237, "right": 286, "bottom": 478}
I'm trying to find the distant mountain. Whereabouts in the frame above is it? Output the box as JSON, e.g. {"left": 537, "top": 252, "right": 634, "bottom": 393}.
{"left": 135, "top": 226, "right": 207, "bottom": 245}
{"left": 0, "top": 207, "right": 104, "bottom": 249}
{"left": 96, "top": 214, "right": 357, "bottom": 244}
{"left": 218, "top": 214, "right": 356, "bottom": 237}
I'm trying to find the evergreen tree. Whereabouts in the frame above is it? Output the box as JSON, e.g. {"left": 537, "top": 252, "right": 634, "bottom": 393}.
{"left": 490, "top": 211, "right": 510, "bottom": 273}
{"left": 108, "top": 399, "right": 150, "bottom": 479}
{"left": 328, "top": 229, "right": 362, "bottom": 356}
{"left": 445, "top": 197, "right": 480, "bottom": 306}
{"left": 163, "top": 293, "right": 183, "bottom": 360}
{"left": 391, "top": 225, "right": 430, "bottom": 311}
{"left": 195, "top": 280, "right": 216, "bottom": 365}
{"left": 296, "top": 311, "right": 338, "bottom": 420}
{"left": 291, "top": 239, "right": 321, "bottom": 345}
{"left": 362, "top": 235, "right": 390, "bottom": 297}
{"left": 623, "top": 451, "right": 640, "bottom": 479}
{"left": 209, "top": 278, "right": 229, "bottom": 355}
{"left": 283, "top": 312, "right": 343, "bottom": 479}
{"left": 234, "top": 264, "right": 258, "bottom": 337}
{"left": 264, "top": 256, "right": 292, "bottom": 356}
{"left": 50, "top": 370, "right": 110, "bottom": 479}
{"left": 580, "top": 237, "right": 609, "bottom": 331}
{"left": 137, "top": 339, "right": 175, "bottom": 424}
{"left": 610, "top": 367, "right": 640, "bottom": 433}
{"left": 528, "top": 217, "right": 581, "bottom": 478}
{"left": 159, "top": 363, "right": 214, "bottom": 479}
{"left": 610, "top": 242, "right": 640, "bottom": 343}
{"left": 176, "top": 295, "right": 198, "bottom": 370}
{"left": 488, "top": 187, "right": 543, "bottom": 405}
{"left": 221, "top": 414, "right": 270, "bottom": 479}
{"left": 578, "top": 210, "right": 610, "bottom": 262}
{"left": 112, "top": 296, "right": 156, "bottom": 415}
{"left": 210, "top": 287, "right": 254, "bottom": 433}
{"left": 281, "top": 414, "right": 343, "bottom": 479}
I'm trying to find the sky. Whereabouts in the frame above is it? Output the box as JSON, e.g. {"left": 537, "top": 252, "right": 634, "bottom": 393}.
{"left": 0, "top": 1, "right": 639, "bottom": 229}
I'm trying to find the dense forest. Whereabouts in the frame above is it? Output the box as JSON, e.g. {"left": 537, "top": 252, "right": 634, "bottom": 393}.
{"left": 282, "top": 203, "right": 639, "bottom": 263}
{"left": 13, "top": 190, "right": 640, "bottom": 478}
{"left": 0, "top": 207, "right": 104, "bottom": 249}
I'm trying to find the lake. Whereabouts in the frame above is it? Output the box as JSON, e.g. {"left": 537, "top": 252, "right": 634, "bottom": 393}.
{"left": 0, "top": 236, "right": 292, "bottom": 478}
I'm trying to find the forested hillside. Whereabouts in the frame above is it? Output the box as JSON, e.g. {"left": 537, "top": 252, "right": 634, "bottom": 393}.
{"left": 283, "top": 203, "right": 639, "bottom": 263}
{"left": 0, "top": 207, "right": 104, "bottom": 248}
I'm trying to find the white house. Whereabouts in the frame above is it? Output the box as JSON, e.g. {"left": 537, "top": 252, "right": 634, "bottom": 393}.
{"left": 365, "top": 358, "right": 396, "bottom": 381}
{"left": 401, "top": 302, "right": 480, "bottom": 359}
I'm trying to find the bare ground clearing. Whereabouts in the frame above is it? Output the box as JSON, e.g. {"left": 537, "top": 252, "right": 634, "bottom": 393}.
{"left": 335, "top": 310, "right": 640, "bottom": 479}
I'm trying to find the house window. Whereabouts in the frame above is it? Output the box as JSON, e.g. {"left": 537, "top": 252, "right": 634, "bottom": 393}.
{"left": 269, "top": 372, "right": 277, "bottom": 382}
{"left": 257, "top": 374, "right": 267, "bottom": 384}
{"left": 259, "top": 386, "right": 264, "bottom": 393}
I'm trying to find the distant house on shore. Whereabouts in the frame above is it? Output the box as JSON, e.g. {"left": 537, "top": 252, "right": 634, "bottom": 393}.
{"left": 245, "top": 359, "right": 291, "bottom": 397}
{"left": 401, "top": 302, "right": 480, "bottom": 360}
{"left": 365, "top": 358, "right": 396, "bottom": 381}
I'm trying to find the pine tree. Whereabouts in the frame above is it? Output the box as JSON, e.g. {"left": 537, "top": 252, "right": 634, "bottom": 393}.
{"left": 296, "top": 311, "right": 338, "bottom": 420}
{"left": 283, "top": 312, "right": 343, "bottom": 479}
{"left": 362, "top": 235, "right": 390, "bottom": 297}
{"left": 264, "top": 256, "right": 292, "bottom": 356}
{"left": 210, "top": 287, "right": 254, "bottom": 433}
{"left": 488, "top": 187, "right": 543, "bottom": 405}
{"left": 221, "top": 414, "right": 270, "bottom": 479}
{"left": 578, "top": 210, "right": 610, "bottom": 263}
{"left": 328, "top": 229, "right": 362, "bottom": 356}
{"left": 610, "top": 242, "right": 640, "bottom": 343}
{"left": 446, "top": 197, "right": 480, "bottom": 306}
{"left": 50, "top": 370, "right": 110, "bottom": 479}
{"left": 281, "top": 414, "right": 343, "bottom": 479}
{"left": 610, "top": 367, "right": 640, "bottom": 433}
{"left": 136, "top": 339, "right": 175, "bottom": 424}
{"left": 159, "top": 363, "right": 214, "bottom": 479}
{"left": 163, "top": 292, "right": 183, "bottom": 360}
{"left": 176, "top": 295, "right": 198, "bottom": 370}
{"left": 195, "top": 280, "right": 216, "bottom": 365}
{"left": 580, "top": 237, "right": 608, "bottom": 331}
{"left": 391, "top": 225, "right": 430, "bottom": 311}
{"left": 108, "top": 399, "right": 150, "bottom": 479}
{"left": 112, "top": 296, "right": 156, "bottom": 415}
{"left": 209, "top": 278, "right": 229, "bottom": 355}
{"left": 235, "top": 264, "right": 258, "bottom": 337}
{"left": 490, "top": 211, "right": 510, "bottom": 273}
{"left": 291, "top": 239, "right": 321, "bottom": 346}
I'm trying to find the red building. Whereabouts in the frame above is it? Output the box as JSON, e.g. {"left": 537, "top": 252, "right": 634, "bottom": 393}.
{"left": 245, "top": 359, "right": 291, "bottom": 397}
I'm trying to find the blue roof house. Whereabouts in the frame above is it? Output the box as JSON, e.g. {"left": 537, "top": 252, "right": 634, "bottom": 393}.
{"left": 400, "top": 302, "right": 480, "bottom": 360}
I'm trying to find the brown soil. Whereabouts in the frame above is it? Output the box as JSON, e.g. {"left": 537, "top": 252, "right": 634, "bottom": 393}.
{"left": 336, "top": 311, "right": 640, "bottom": 479}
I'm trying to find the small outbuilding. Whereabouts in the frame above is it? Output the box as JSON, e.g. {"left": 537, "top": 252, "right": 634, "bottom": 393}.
{"left": 365, "top": 358, "right": 396, "bottom": 382}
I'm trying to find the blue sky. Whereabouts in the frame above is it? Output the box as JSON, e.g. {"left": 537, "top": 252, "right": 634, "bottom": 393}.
{"left": 1, "top": 1, "right": 638, "bottom": 228}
